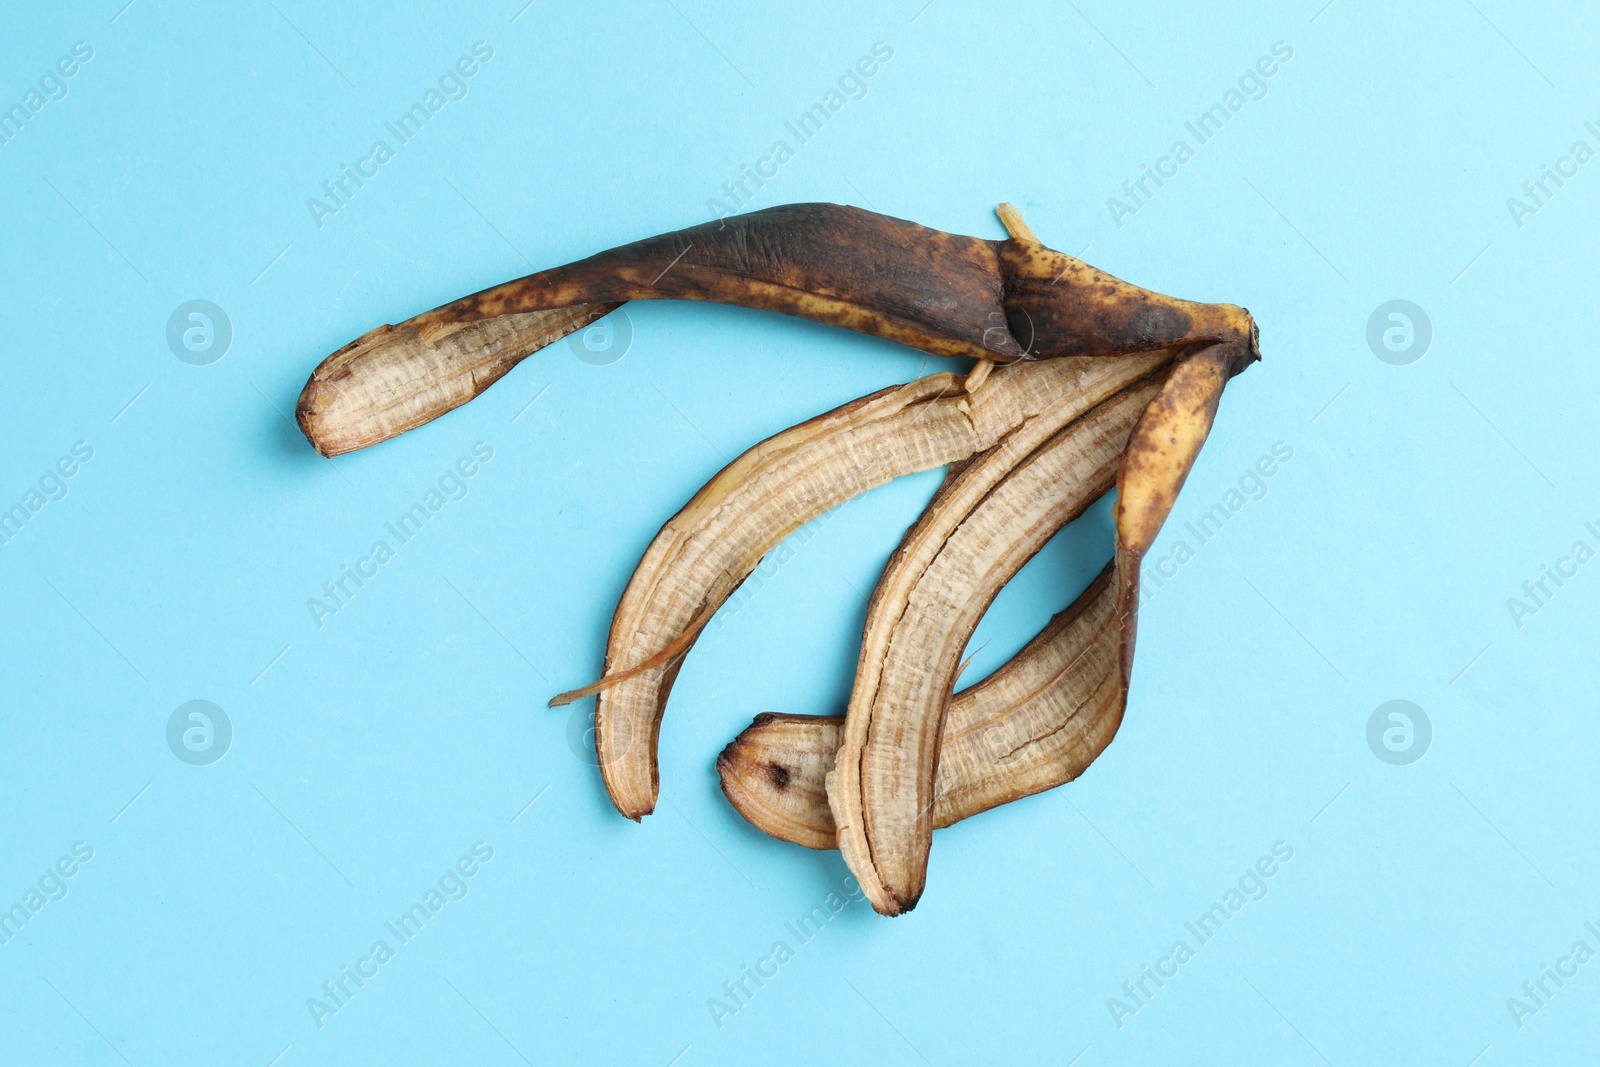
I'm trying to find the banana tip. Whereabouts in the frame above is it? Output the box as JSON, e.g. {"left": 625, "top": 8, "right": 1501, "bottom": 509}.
{"left": 865, "top": 893, "right": 918, "bottom": 918}
{"left": 294, "top": 382, "right": 336, "bottom": 457}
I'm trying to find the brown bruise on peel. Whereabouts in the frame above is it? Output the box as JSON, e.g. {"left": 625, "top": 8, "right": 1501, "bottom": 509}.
{"left": 295, "top": 203, "right": 1260, "bottom": 458}
{"left": 995, "top": 239, "right": 1249, "bottom": 362}
{"left": 420, "top": 203, "right": 1261, "bottom": 366}
{"left": 716, "top": 564, "right": 1120, "bottom": 849}
{"left": 716, "top": 713, "right": 842, "bottom": 852}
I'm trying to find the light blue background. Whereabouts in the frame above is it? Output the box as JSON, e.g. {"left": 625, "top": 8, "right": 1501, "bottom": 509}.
{"left": 3, "top": 1, "right": 1596, "bottom": 1063}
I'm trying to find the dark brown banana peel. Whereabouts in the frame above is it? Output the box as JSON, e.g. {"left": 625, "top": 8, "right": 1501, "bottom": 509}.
{"left": 295, "top": 203, "right": 1257, "bottom": 456}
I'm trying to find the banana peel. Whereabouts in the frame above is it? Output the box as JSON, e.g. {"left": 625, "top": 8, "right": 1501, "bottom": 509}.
{"left": 295, "top": 204, "right": 1256, "bottom": 456}
{"left": 716, "top": 559, "right": 1119, "bottom": 851}
{"left": 714, "top": 348, "right": 1242, "bottom": 914}
{"left": 292, "top": 202, "right": 1258, "bottom": 916}
{"left": 549, "top": 353, "right": 1172, "bottom": 820}
{"left": 825, "top": 374, "right": 1170, "bottom": 914}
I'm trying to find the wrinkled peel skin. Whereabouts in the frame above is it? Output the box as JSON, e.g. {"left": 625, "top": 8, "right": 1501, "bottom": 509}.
{"left": 592, "top": 353, "right": 1174, "bottom": 820}
{"left": 295, "top": 203, "right": 1259, "bottom": 456}
{"left": 828, "top": 376, "right": 1164, "bottom": 915}
{"left": 716, "top": 564, "right": 1118, "bottom": 849}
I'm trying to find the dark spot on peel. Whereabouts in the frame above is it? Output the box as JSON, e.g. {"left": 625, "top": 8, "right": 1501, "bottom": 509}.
{"left": 766, "top": 762, "right": 792, "bottom": 790}
{"left": 1129, "top": 303, "right": 1190, "bottom": 346}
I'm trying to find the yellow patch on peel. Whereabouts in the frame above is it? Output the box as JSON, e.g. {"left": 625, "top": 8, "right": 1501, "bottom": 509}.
{"left": 1114, "top": 350, "right": 1227, "bottom": 557}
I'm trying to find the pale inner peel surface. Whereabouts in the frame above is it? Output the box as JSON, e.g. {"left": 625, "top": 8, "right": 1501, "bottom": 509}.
{"left": 828, "top": 376, "right": 1163, "bottom": 914}
{"left": 297, "top": 305, "right": 609, "bottom": 456}
{"left": 716, "top": 563, "right": 1119, "bottom": 849}
{"left": 593, "top": 353, "right": 1170, "bottom": 818}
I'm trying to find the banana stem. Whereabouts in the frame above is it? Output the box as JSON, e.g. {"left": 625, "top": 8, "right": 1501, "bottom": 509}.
{"left": 964, "top": 359, "right": 996, "bottom": 393}
{"left": 995, "top": 202, "right": 1038, "bottom": 244}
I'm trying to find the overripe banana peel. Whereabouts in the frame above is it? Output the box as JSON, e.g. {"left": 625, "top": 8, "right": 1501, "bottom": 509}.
{"left": 295, "top": 203, "right": 1256, "bottom": 455}
{"left": 716, "top": 564, "right": 1117, "bottom": 850}
{"left": 293, "top": 202, "right": 1258, "bottom": 916}
{"left": 825, "top": 371, "right": 1169, "bottom": 914}
{"left": 549, "top": 353, "right": 1172, "bottom": 820}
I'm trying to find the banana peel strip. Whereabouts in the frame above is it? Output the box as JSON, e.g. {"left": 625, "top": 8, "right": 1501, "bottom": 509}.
{"left": 296, "top": 204, "right": 1256, "bottom": 456}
